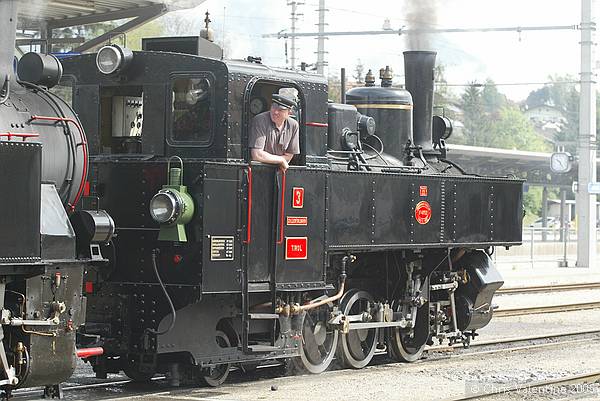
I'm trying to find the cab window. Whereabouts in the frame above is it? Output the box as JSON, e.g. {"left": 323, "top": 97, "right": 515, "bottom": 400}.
{"left": 170, "top": 76, "right": 213, "bottom": 145}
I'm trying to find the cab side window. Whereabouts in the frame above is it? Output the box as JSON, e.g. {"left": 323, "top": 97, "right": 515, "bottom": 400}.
{"left": 170, "top": 77, "right": 213, "bottom": 145}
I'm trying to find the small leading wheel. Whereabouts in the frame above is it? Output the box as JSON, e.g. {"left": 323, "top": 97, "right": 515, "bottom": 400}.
{"left": 390, "top": 302, "right": 426, "bottom": 362}
{"left": 337, "top": 290, "right": 378, "bottom": 369}
{"left": 201, "top": 330, "right": 231, "bottom": 387}
{"left": 294, "top": 304, "right": 339, "bottom": 374}
{"left": 390, "top": 328, "right": 426, "bottom": 362}
{"left": 123, "top": 357, "right": 155, "bottom": 382}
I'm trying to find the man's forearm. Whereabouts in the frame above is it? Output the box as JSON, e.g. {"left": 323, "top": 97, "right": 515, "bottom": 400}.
{"left": 251, "top": 149, "right": 286, "bottom": 165}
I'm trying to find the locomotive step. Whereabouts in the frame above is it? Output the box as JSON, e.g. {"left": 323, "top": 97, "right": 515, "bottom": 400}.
{"left": 246, "top": 313, "right": 279, "bottom": 320}
{"left": 247, "top": 345, "right": 281, "bottom": 353}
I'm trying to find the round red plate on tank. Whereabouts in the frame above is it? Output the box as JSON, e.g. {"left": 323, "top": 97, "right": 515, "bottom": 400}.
{"left": 415, "top": 201, "right": 432, "bottom": 225}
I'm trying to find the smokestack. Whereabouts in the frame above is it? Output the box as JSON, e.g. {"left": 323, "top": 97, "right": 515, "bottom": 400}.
{"left": 0, "top": 0, "right": 18, "bottom": 83}
{"left": 403, "top": 51, "right": 436, "bottom": 154}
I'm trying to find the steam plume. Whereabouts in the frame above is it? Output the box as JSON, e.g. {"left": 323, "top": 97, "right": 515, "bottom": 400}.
{"left": 404, "top": 0, "right": 438, "bottom": 50}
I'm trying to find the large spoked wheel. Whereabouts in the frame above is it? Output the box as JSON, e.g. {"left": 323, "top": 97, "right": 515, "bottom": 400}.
{"left": 337, "top": 290, "right": 378, "bottom": 369}
{"left": 200, "top": 330, "right": 231, "bottom": 387}
{"left": 294, "top": 304, "right": 339, "bottom": 374}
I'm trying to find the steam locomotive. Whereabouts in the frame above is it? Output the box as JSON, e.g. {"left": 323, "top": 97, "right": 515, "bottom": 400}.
{"left": 0, "top": 11, "right": 523, "bottom": 394}
{"left": 0, "top": 0, "right": 108, "bottom": 397}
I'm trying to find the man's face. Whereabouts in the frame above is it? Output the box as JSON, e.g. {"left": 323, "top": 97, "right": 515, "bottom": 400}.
{"left": 270, "top": 104, "right": 290, "bottom": 127}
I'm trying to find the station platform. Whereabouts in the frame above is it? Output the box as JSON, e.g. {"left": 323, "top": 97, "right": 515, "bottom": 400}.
{"left": 496, "top": 259, "right": 600, "bottom": 288}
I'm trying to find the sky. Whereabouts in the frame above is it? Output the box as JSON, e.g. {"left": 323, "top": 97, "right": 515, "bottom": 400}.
{"left": 159, "top": 0, "right": 586, "bottom": 101}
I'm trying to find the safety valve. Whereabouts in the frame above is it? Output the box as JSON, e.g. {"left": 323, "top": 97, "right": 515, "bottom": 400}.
{"left": 149, "top": 156, "right": 194, "bottom": 242}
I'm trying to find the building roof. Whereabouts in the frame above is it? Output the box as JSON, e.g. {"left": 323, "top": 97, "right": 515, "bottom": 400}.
{"left": 17, "top": 1, "right": 202, "bottom": 30}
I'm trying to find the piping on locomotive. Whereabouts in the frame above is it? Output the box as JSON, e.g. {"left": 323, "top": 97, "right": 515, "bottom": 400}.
{"left": 57, "top": 33, "right": 523, "bottom": 384}
{"left": 0, "top": 0, "right": 110, "bottom": 396}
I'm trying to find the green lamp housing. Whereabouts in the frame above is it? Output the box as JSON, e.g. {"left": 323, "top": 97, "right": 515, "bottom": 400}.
{"left": 149, "top": 158, "right": 195, "bottom": 242}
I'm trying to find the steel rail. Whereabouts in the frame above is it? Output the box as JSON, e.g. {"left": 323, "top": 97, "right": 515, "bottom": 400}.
{"left": 497, "top": 282, "right": 600, "bottom": 294}
{"left": 11, "top": 331, "right": 600, "bottom": 399}
{"left": 427, "top": 328, "right": 600, "bottom": 352}
{"left": 494, "top": 301, "right": 600, "bottom": 317}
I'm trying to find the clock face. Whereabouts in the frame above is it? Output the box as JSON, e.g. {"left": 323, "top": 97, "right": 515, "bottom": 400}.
{"left": 249, "top": 97, "right": 266, "bottom": 115}
{"left": 550, "top": 152, "right": 571, "bottom": 173}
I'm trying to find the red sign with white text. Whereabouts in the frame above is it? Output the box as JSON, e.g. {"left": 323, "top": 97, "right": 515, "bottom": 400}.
{"left": 285, "top": 237, "right": 308, "bottom": 260}
{"left": 287, "top": 216, "right": 308, "bottom": 226}
{"left": 419, "top": 185, "right": 428, "bottom": 197}
{"left": 292, "top": 187, "right": 304, "bottom": 208}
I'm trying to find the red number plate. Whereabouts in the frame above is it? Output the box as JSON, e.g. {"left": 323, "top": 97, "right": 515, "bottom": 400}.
{"left": 419, "top": 185, "right": 428, "bottom": 197}
{"left": 292, "top": 187, "right": 304, "bottom": 208}
{"left": 285, "top": 237, "right": 308, "bottom": 260}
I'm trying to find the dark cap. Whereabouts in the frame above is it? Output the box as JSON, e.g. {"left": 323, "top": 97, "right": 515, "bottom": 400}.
{"left": 272, "top": 93, "right": 297, "bottom": 110}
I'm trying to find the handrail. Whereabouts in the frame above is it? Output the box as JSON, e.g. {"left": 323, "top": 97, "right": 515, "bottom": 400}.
{"left": 276, "top": 170, "right": 286, "bottom": 245}
{"left": 30, "top": 115, "right": 88, "bottom": 212}
{"left": 305, "top": 122, "right": 328, "bottom": 128}
{"left": 0, "top": 132, "right": 39, "bottom": 140}
{"left": 242, "top": 166, "right": 252, "bottom": 244}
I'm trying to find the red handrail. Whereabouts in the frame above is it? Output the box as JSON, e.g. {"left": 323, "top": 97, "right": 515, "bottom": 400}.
{"left": 242, "top": 166, "right": 252, "bottom": 244}
{"left": 277, "top": 171, "right": 286, "bottom": 245}
{"left": 305, "top": 122, "right": 328, "bottom": 128}
{"left": 30, "top": 115, "right": 88, "bottom": 212}
{"left": 0, "top": 132, "right": 39, "bottom": 140}
{"left": 76, "top": 347, "right": 104, "bottom": 358}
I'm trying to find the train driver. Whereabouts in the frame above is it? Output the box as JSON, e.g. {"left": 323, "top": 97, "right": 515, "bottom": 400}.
{"left": 249, "top": 90, "right": 299, "bottom": 172}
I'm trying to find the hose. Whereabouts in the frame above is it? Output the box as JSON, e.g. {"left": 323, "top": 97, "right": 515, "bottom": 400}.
{"left": 145, "top": 249, "right": 177, "bottom": 336}
{"left": 0, "top": 75, "right": 10, "bottom": 105}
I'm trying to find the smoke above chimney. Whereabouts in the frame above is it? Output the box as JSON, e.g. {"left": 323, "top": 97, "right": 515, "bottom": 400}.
{"left": 404, "top": 0, "right": 438, "bottom": 50}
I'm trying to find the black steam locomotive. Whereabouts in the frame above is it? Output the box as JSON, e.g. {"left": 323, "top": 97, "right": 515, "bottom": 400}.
{"left": 1, "top": 20, "right": 523, "bottom": 393}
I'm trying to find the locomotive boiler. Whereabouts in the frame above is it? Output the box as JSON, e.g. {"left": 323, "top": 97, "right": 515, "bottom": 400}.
{"left": 55, "top": 33, "right": 523, "bottom": 385}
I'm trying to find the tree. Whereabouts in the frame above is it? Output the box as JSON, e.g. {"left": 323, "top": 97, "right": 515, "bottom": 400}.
{"left": 328, "top": 75, "right": 341, "bottom": 103}
{"left": 458, "top": 83, "right": 487, "bottom": 146}
{"left": 486, "top": 106, "right": 551, "bottom": 152}
{"left": 353, "top": 59, "right": 365, "bottom": 84}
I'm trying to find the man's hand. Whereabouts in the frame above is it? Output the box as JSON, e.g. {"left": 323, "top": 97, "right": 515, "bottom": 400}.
{"left": 278, "top": 157, "right": 289, "bottom": 172}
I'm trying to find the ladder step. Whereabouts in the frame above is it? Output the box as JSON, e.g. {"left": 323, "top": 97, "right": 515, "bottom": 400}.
{"left": 247, "top": 313, "right": 279, "bottom": 320}
{"left": 248, "top": 282, "right": 270, "bottom": 292}
{"left": 248, "top": 345, "right": 280, "bottom": 353}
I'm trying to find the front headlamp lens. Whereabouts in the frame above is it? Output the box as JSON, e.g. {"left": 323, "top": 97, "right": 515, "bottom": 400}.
{"left": 150, "top": 192, "right": 177, "bottom": 224}
{"left": 96, "top": 45, "right": 122, "bottom": 75}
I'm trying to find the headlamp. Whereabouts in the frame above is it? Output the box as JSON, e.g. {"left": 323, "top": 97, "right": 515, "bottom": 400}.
{"left": 96, "top": 44, "right": 133, "bottom": 75}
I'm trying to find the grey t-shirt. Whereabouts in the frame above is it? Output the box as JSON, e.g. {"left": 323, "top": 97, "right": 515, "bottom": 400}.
{"left": 249, "top": 111, "right": 300, "bottom": 156}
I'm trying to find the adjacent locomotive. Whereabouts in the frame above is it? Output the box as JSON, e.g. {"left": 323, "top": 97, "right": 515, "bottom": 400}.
{"left": 0, "top": 0, "right": 109, "bottom": 397}
{"left": 55, "top": 33, "right": 523, "bottom": 385}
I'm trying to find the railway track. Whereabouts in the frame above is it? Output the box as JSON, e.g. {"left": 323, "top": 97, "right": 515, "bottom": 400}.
{"left": 448, "top": 371, "right": 600, "bottom": 400}
{"left": 497, "top": 282, "right": 600, "bottom": 295}
{"left": 12, "top": 330, "right": 600, "bottom": 400}
{"left": 494, "top": 301, "right": 600, "bottom": 317}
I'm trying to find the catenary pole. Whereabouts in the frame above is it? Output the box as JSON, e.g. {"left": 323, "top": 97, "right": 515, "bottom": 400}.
{"left": 576, "top": 0, "right": 597, "bottom": 268}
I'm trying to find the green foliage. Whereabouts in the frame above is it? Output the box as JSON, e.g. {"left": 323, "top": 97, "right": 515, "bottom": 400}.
{"left": 525, "top": 75, "right": 579, "bottom": 153}
{"left": 486, "top": 106, "right": 552, "bottom": 152}
{"left": 449, "top": 79, "right": 550, "bottom": 152}
{"left": 523, "top": 186, "right": 543, "bottom": 221}
{"left": 328, "top": 75, "right": 341, "bottom": 103}
{"left": 125, "top": 21, "right": 165, "bottom": 51}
